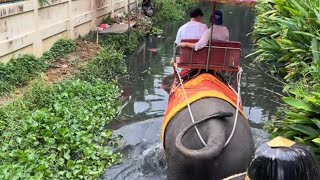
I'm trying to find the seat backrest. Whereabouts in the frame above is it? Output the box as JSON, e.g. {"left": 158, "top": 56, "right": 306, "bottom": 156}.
{"left": 178, "top": 39, "right": 241, "bottom": 70}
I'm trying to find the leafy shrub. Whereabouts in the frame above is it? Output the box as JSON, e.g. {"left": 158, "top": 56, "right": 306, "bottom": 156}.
{"left": 0, "top": 79, "right": 122, "bottom": 179}
{"left": 0, "top": 55, "right": 46, "bottom": 95}
{"left": 83, "top": 30, "right": 143, "bottom": 54}
{"left": 250, "top": 0, "right": 320, "bottom": 81}
{"left": 252, "top": 0, "right": 320, "bottom": 160}
{"left": 79, "top": 46, "right": 127, "bottom": 82}
{"left": 266, "top": 83, "right": 320, "bottom": 158}
{"left": 0, "top": 39, "right": 76, "bottom": 96}
{"left": 153, "top": 0, "right": 194, "bottom": 23}
{"left": 41, "top": 39, "right": 76, "bottom": 62}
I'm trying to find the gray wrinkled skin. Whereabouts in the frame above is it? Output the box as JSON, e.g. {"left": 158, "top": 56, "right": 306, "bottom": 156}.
{"left": 164, "top": 98, "right": 255, "bottom": 180}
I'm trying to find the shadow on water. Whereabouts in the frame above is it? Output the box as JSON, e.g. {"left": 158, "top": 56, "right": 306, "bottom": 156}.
{"left": 102, "top": 4, "right": 282, "bottom": 180}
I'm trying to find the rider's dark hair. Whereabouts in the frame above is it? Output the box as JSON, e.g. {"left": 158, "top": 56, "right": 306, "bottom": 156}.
{"left": 247, "top": 143, "right": 320, "bottom": 180}
{"left": 189, "top": 8, "right": 203, "bottom": 18}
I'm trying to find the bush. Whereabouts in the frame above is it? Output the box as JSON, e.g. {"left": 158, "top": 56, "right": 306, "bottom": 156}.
{"left": 79, "top": 46, "right": 127, "bottom": 82}
{"left": 251, "top": 0, "right": 320, "bottom": 159}
{"left": 0, "top": 55, "right": 46, "bottom": 95}
{"left": 40, "top": 39, "right": 76, "bottom": 62}
{"left": 250, "top": 0, "right": 320, "bottom": 81}
{"left": 266, "top": 82, "right": 320, "bottom": 159}
{"left": 0, "top": 39, "right": 76, "bottom": 96}
{"left": 153, "top": 0, "right": 194, "bottom": 23}
{"left": 0, "top": 79, "right": 122, "bottom": 179}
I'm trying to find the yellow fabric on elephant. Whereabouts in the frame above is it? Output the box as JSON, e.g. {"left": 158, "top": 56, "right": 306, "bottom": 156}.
{"left": 161, "top": 73, "right": 246, "bottom": 145}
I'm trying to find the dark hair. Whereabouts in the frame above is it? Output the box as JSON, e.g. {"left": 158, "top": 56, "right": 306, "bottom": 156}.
{"left": 210, "top": 10, "right": 223, "bottom": 25}
{"left": 247, "top": 143, "right": 320, "bottom": 180}
{"left": 161, "top": 74, "right": 175, "bottom": 94}
{"left": 189, "top": 8, "right": 203, "bottom": 18}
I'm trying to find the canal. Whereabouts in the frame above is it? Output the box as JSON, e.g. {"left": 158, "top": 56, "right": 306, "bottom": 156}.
{"left": 102, "top": 4, "right": 282, "bottom": 180}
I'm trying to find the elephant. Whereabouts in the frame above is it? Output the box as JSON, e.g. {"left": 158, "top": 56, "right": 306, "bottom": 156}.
{"left": 161, "top": 74, "right": 255, "bottom": 180}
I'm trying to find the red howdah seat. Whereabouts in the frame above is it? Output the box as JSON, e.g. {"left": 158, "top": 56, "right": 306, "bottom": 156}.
{"left": 176, "top": 39, "right": 241, "bottom": 72}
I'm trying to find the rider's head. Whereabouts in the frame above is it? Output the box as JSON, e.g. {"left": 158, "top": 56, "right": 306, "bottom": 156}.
{"left": 210, "top": 10, "right": 223, "bottom": 25}
{"left": 247, "top": 137, "right": 320, "bottom": 180}
{"left": 190, "top": 8, "right": 204, "bottom": 22}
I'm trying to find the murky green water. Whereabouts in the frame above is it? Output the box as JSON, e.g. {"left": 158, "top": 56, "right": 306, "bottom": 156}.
{"left": 103, "top": 4, "right": 282, "bottom": 180}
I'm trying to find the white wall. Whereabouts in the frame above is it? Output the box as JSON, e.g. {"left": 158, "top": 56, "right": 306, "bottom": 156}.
{"left": 0, "top": 0, "right": 138, "bottom": 62}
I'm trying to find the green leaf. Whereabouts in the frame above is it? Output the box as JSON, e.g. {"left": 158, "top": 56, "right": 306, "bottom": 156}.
{"left": 64, "top": 150, "right": 71, "bottom": 160}
{"left": 311, "top": 119, "right": 320, "bottom": 129}
{"left": 283, "top": 97, "right": 317, "bottom": 112}
{"left": 312, "top": 137, "right": 320, "bottom": 146}
{"left": 289, "top": 124, "right": 320, "bottom": 136}
{"left": 311, "top": 37, "right": 320, "bottom": 65}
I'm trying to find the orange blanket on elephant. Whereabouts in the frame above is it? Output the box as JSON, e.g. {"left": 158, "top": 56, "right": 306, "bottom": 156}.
{"left": 161, "top": 73, "right": 246, "bottom": 145}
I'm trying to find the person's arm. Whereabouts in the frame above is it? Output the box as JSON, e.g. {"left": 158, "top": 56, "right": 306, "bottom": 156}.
{"left": 225, "top": 27, "right": 230, "bottom": 41}
{"left": 175, "top": 28, "right": 182, "bottom": 45}
{"left": 179, "top": 29, "right": 210, "bottom": 50}
{"left": 179, "top": 42, "right": 196, "bottom": 48}
{"left": 194, "top": 29, "right": 210, "bottom": 51}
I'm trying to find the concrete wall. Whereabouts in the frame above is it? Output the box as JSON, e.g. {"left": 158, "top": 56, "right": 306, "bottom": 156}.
{"left": 0, "top": 0, "right": 138, "bottom": 62}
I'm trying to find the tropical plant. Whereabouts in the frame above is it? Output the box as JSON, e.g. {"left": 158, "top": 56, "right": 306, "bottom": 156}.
{"left": 252, "top": 0, "right": 320, "bottom": 159}
{"left": 249, "top": 0, "right": 320, "bottom": 81}
{"left": 266, "top": 82, "right": 320, "bottom": 158}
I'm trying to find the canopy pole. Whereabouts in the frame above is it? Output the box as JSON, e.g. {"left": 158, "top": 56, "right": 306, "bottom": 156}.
{"left": 206, "top": 2, "right": 216, "bottom": 71}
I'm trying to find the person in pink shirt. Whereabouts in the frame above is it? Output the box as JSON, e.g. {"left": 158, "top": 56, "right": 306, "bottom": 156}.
{"left": 179, "top": 10, "right": 229, "bottom": 50}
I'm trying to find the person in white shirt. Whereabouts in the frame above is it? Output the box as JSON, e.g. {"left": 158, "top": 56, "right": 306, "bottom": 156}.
{"left": 180, "top": 10, "right": 229, "bottom": 51}
{"left": 175, "top": 8, "right": 208, "bottom": 45}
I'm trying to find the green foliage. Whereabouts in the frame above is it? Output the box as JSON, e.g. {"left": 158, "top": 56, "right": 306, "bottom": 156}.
{"left": 40, "top": 39, "right": 76, "bottom": 62}
{"left": 150, "top": 27, "right": 164, "bottom": 36}
{"left": 101, "top": 15, "right": 116, "bottom": 25}
{"left": 0, "top": 79, "right": 122, "bottom": 179}
{"left": 79, "top": 47, "right": 127, "bottom": 82}
{"left": 266, "top": 83, "right": 320, "bottom": 158}
{"left": 250, "top": 0, "right": 320, "bottom": 81}
{"left": 153, "top": 0, "right": 194, "bottom": 23}
{"left": 254, "top": 0, "right": 320, "bottom": 160}
{"left": 0, "top": 55, "right": 46, "bottom": 95}
{"left": 0, "top": 39, "right": 75, "bottom": 96}
{"left": 84, "top": 30, "right": 144, "bottom": 54}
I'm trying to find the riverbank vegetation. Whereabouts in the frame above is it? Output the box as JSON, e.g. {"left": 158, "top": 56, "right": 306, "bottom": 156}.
{"left": 251, "top": 0, "right": 320, "bottom": 158}
{"left": 153, "top": 0, "right": 195, "bottom": 23}
{"left": 0, "top": 39, "right": 75, "bottom": 96}
{"left": 0, "top": 1, "right": 194, "bottom": 178}
{"left": 0, "top": 47, "right": 126, "bottom": 180}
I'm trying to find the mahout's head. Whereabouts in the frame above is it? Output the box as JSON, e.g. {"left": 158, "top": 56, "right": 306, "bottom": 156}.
{"left": 161, "top": 74, "right": 175, "bottom": 94}
{"left": 190, "top": 7, "right": 204, "bottom": 22}
{"left": 247, "top": 137, "right": 320, "bottom": 180}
